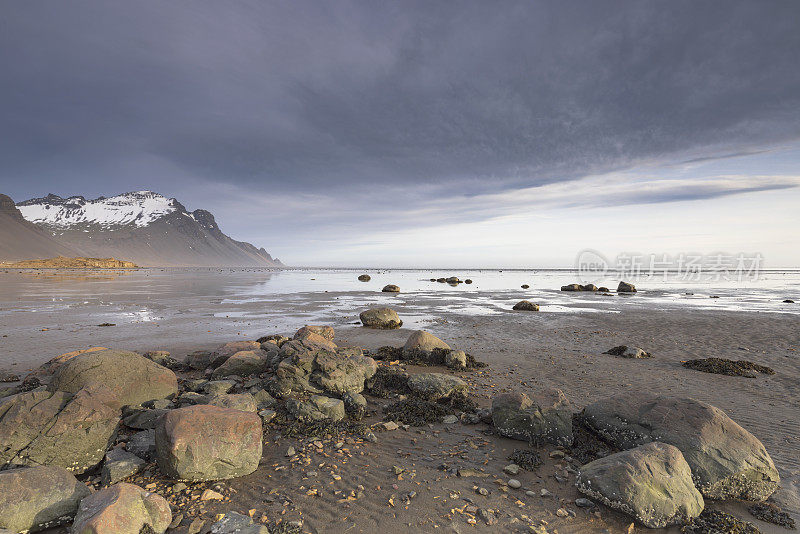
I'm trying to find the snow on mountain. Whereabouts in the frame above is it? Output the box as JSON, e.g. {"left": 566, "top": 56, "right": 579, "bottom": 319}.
{"left": 17, "top": 191, "right": 178, "bottom": 229}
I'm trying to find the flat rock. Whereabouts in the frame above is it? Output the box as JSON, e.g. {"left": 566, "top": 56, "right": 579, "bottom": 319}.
{"left": 580, "top": 393, "right": 779, "bottom": 500}
{"left": 0, "top": 465, "right": 90, "bottom": 533}
{"left": 576, "top": 442, "right": 704, "bottom": 528}
{"left": 407, "top": 373, "right": 467, "bottom": 401}
{"left": 206, "top": 393, "right": 258, "bottom": 413}
{"left": 101, "top": 449, "right": 145, "bottom": 485}
{"left": 359, "top": 307, "right": 403, "bottom": 329}
{"left": 0, "top": 384, "right": 120, "bottom": 473}
{"left": 212, "top": 350, "right": 270, "bottom": 379}
{"left": 155, "top": 405, "right": 262, "bottom": 481}
{"left": 50, "top": 349, "right": 177, "bottom": 407}
{"left": 71, "top": 482, "right": 171, "bottom": 534}
{"left": 286, "top": 395, "right": 345, "bottom": 422}
{"left": 491, "top": 389, "right": 573, "bottom": 446}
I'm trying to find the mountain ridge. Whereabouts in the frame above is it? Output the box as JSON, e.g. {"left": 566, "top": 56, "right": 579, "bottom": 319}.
{"left": 2, "top": 191, "right": 283, "bottom": 267}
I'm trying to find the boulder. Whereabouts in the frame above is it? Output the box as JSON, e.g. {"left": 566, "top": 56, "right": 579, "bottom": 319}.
{"left": 71, "top": 482, "right": 171, "bottom": 534}
{"left": 207, "top": 393, "right": 258, "bottom": 413}
{"left": 25, "top": 347, "right": 108, "bottom": 384}
{"left": 446, "top": 277, "right": 461, "bottom": 284}
{"left": 580, "top": 284, "right": 598, "bottom": 291}
{"left": 604, "top": 345, "right": 651, "bottom": 358}
{"left": 382, "top": 284, "right": 400, "bottom": 292}
{"left": 122, "top": 407, "right": 169, "bottom": 430}
{"left": 521, "top": 284, "right": 529, "bottom": 289}
{"left": 561, "top": 284, "right": 582, "bottom": 291}
{"left": 125, "top": 430, "right": 156, "bottom": 461}
{"left": 403, "top": 330, "right": 450, "bottom": 357}
{"left": 0, "top": 466, "right": 90, "bottom": 533}
{"left": 445, "top": 350, "right": 467, "bottom": 370}
{"left": 408, "top": 373, "right": 468, "bottom": 401}
{"left": 209, "top": 341, "right": 263, "bottom": 369}
{"left": 512, "top": 300, "right": 539, "bottom": 311}
{"left": 359, "top": 307, "right": 403, "bottom": 329}
{"left": 491, "top": 389, "right": 573, "bottom": 446}
{"left": 252, "top": 389, "right": 276, "bottom": 408}
{"left": 208, "top": 511, "right": 269, "bottom": 534}
{"left": 142, "top": 351, "right": 178, "bottom": 368}
{"left": 212, "top": 350, "right": 270, "bottom": 379}
{"left": 101, "top": 449, "right": 145, "bottom": 485}
{"left": 357, "top": 274, "right": 371, "bottom": 282}
{"left": 579, "top": 393, "right": 779, "bottom": 500}
{"left": 155, "top": 405, "right": 262, "bottom": 481}
{"left": 286, "top": 395, "right": 345, "bottom": 422}
{"left": 0, "top": 384, "right": 120, "bottom": 473}
{"left": 617, "top": 281, "right": 637, "bottom": 293}
{"left": 576, "top": 442, "right": 704, "bottom": 528}
{"left": 184, "top": 350, "right": 215, "bottom": 370}
{"left": 50, "top": 349, "right": 178, "bottom": 407}
{"left": 342, "top": 392, "right": 367, "bottom": 420}
{"left": 203, "top": 380, "right": 236, "bottom": 396}
{"left": 464, "top": 279, "right": 473, "bottom": 284}
{"left": 291, "top": 331, "right": 337, "bottom": 351}
{"left": 294, "top": 325, "right": 335, "bottom": 341}
{"left": 275, "top": 341, "right": 377, "bottom": 396}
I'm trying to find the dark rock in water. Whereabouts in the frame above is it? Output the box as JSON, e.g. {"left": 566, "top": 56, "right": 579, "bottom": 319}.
{"left": 359, "top": 307, "right": 403, "bottom": 329}
{"left": 0, "top": 465, "right": 90, "bottom": 533}
{"left": 101, "top": 448, "right": 145, "bottom": 485}
{"left": 382, "top": 284, "right": 400, "bottom": 292}
{"left": 512, "top": 300, "right": 539, "bottom": 311}
{"left": 580, "top": 284, "right": 598, "bottom": 291}
{"left": 576, "top": 442, "right": 704, "bottom": 528}
{"left": 429, "top": 278, "right": 436, "bottom": 281}
{"left": 156, "top": 405, "right": 262, "bottom": 481}
{"left": 580, "top": 393, "right": 780, "bottom": 500}
{"left": 294, "top": 325, "right": 335, "bottom": 341}
{"left": 436, "top": 277, "right": 446, "bottom": 283}
{"left": 604, "top": 345, "right": 651, "bottom": 358}
{"left": 49, "top": 348, "right": 178, "bottom": 407}
{"left": 748, "top": 502, "right": 795, "bottom": 529}
{"left": 597, "top": 286, "right": 609, "bottom": 292}
{"left": 71, "top": 482, "right": 172, "bottom": 534}
{"left": 521, "top": 284, "right": 529, "bottom": 289}
{"left": 491, "top": 389, "right": 573, "bottom": 446}
{"left": 682, "top": 358, "right": 774, "bottom": 377}
{"left": 508, "top": 449, "right": 542, "bottom": 471}
{"left": 617, "top": 281, "right": 636, "bottom": 292}
{"left": 446, "top": 276, "right": 461, "bottom": 284}
{"left": 783, "top": 299, "right": 795, "bottom": 303}
{"left": 682, "top": 510, "right": 761, "bottom": 534}
{"left": 358, "top": 274, "right": 371, "bottom": 282}
{"left": 561, "top": 283, "right": 582, "bottom": 291}
{"left": 0, "top": 384, "right": 120, "bottom": 473}
{"left": 465, "top": 279, "right": 473, "bottom": 284}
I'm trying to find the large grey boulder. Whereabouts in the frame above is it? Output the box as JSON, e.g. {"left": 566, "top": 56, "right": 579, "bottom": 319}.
{"left": 0, "top": 384, "right": 120, "bottom": 473}
{"left": 580, "top": 393, "right": 779, "bottom": 500}
{"left": 576, "top": 442, "right": 704, "bottom": 528}
{"left": 275, "top": 340, "right": 377, "bottom": 396}
{"left": 407, "top": 373, "right": 467, "bottom": 401}
{"left": 359, "top": 307, "right": 403, "bottom": 329}
{"left": 286, "top": 395, "right": 345, "bottom": 422}
{"left": 71, "top": 482, "right": 171, "bottom": 534}
{"left": 491, "top": 389, "right": 573, "bottom": 446}
{"left": 50, "top": 349, "right": 178, "bottom": 407}
{"left": 617, "top": 281, "right": 637, "bottom": 292}
{"left": 155, "top": 405, "right": 262, "bottom": 481}
{"left": 211, "top": 350, "right": 270, "bottom": 379}
{"left": 0, "top": 466, "right": 90, "bottom": 533}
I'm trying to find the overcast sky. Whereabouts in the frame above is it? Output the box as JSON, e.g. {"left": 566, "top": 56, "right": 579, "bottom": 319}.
{"left": 1, "top": 1, "right": 799, "bottom": 266}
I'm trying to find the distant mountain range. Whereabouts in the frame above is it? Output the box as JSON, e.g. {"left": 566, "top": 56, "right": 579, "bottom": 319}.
{"left": 0, "top": 191, "right": 283, "bottom": 267}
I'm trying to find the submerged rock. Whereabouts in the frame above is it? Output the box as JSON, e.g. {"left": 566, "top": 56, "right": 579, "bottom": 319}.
{"left": 358, "top": 274, "right": 371, "bottom": 282}
{"left": 71, "top": 482, "right": 171, "bottom": 534}
{"left": 580, "top": 393, "right": 780, "bottom": 500}
{"left": 360, "top": 307, "right": 403, "bottom": 329}
{"left": 50, "top": 349, "right": 178, "bottom": 407}
{"left": 155, "top": 405, "right": 262, "bottom": 481}
{"left": 512, "top": 300, "right": 539, "bottom": 311}
{"left": 0, "top": 465, "right": 90, "bottom": 533}
{"left": 206, "top": 393, "right": 258, "bottom": 413}
{"left": 576, "top": 442, "right": 704, "bottom": 528}
{"left": 0, "top": 384, "right": 120, "bottom": 473}
{"left": 382, "top": 284, "right": 400, "bottom": 292}
{"left": 561, "top": 283, "right": 582, "bottom": 291}
{"left": 491, "top": 389, "right": 573, "bottom": 446}
{"left": 617, "top": 281, "right": 637, "bottom": 292}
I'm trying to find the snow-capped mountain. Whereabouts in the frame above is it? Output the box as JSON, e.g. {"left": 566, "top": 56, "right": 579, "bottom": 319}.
{"left": 18, "top": 191, "right": 180, "bottom": 230}
{"left": 4, "top": 191, "right": 283, "bottom": 267}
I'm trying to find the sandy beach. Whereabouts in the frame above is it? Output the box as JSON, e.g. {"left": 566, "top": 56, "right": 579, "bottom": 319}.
{"left": 1, "top": 269, "right": 798, "bottom": 533}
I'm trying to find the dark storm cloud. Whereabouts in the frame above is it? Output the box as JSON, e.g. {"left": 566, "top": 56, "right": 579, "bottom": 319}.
{"left": 1, "top": 0, "right": 800, "bottom": 203}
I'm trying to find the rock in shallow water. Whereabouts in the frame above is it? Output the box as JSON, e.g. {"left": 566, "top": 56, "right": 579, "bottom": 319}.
{"left": 359, "top": 307, "right": 403, "bottom": 329}
{"left": 0, "top": 465, "right": 89, "bottom": 533}
{"left": 579, "top": 393, "right": 780, "bottom": 500}
{"left": 512, "top": 300, "right": 539, "bottom": 311}
{"left": 576, "top": 442, "right": 704, "bottom": 528}
{"left": 155, "top": 405, "right": 262, "bottom": 481}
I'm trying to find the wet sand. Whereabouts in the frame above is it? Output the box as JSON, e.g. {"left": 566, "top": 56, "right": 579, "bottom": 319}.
{"left": 1, "top": 270, "right": 799, "bottom": 532}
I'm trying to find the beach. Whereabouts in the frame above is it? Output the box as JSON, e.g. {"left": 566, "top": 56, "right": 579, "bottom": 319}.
{"left": 1, "top": 268, "right": 798, "bottom": 532}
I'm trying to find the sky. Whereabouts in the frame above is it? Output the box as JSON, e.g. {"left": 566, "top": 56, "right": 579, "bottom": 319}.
{"left": 1, "top": 1, "right": 799, "bottom": 267}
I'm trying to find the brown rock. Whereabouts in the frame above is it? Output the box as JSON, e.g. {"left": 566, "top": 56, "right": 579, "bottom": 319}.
{"left": 71, "top": 482, "right": 171, "bottom": 534}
